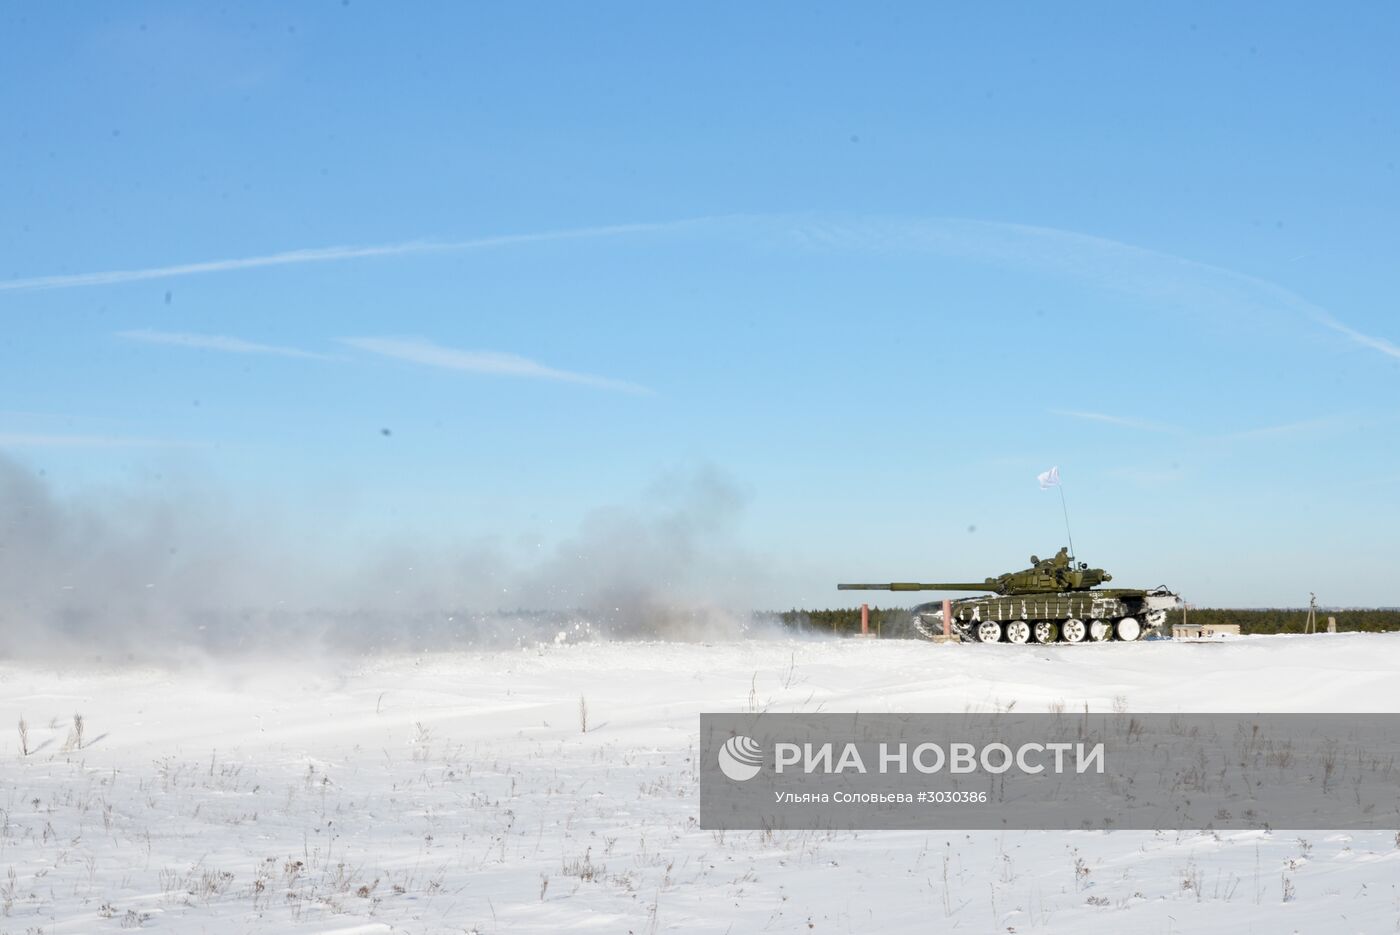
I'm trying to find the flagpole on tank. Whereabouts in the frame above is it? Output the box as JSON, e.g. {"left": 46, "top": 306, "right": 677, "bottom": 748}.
{"left": 1057, "top": 482, "right": 1076, "bottom": 561}
{"left": 1038, "top": 466, "right": 1075, "bottom": 561}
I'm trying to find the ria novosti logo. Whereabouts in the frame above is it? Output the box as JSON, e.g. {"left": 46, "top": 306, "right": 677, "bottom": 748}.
{"left": 717, "top": 735, "right": 763, "bottom": 781}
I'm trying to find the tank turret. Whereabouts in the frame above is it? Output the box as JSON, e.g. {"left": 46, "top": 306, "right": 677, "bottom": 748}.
{"left": 838, "top": 547, "right": 1176, "bottom": 645}
{"left": 838, "top": 547, "right": 1111, "bottom": 596}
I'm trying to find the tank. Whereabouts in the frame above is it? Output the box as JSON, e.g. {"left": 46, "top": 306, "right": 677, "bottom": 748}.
{"left": 838, "top": 547, "right": 1178, "bottom": 643}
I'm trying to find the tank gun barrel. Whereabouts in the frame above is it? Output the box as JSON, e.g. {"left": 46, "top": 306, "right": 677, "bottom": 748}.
{"left": 837, "top": 582, "right": 995, "bottom": 592}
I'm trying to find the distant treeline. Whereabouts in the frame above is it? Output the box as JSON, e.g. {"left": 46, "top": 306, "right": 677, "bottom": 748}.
{"left": 1165, "top": 607, "right": 1400, "bottom": 635}
{"left": 765, "top": 607, "right": 1400, "bottom": 638}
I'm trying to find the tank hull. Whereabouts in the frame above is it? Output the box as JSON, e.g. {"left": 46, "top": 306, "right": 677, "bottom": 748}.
{"left": 912, "top": 588, "right": 1176, "bottom": 643}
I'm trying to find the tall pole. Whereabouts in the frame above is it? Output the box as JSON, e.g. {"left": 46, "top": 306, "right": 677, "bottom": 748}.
{"left": 1058, "top": 484, "right": 1076, "bottom": 560}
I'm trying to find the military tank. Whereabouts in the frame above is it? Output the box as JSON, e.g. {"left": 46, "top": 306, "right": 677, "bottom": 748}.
{"left": 838, "top": 547, "right": 1178, "bottom": 644}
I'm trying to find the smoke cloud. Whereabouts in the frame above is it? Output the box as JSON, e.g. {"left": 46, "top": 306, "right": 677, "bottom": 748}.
{"left": 0, "top": 455, "right": 779, "bottom": 662}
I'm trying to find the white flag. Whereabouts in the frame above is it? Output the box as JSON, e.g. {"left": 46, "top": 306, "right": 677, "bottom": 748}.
{"left": 1037, "top": 466, "right": 1060, "bottom": 489}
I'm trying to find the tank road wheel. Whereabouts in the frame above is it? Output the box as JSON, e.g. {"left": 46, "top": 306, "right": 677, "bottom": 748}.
{"left": 1061, "top": 618, "right": 1087, "bottom": 643}
{"left": 1005, "top": 621, "right": 1032, "bottom": 644}
{"left": 1088, "top": 619, "right": 1112, "bottom": 642}
{"left": 976, "top": 620, "right": 1004, "bottom": 643}
{"left": 1033, "top": 621, "right": 1060, "bottom": 644}
{"left": 1115, "top": 616, "right": 1143, "bottom": 642}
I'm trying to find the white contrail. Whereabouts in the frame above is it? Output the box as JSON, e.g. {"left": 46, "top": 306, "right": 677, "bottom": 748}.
{"left": 8, "top": 210, "right": 1393, "bottom": 369}
{"left": 782, "top": 215, "right": 1400, "bottom": 366}
{"left": 0, "top": 221, "right": 685, "bottom": 293}
{"left": 342, "top": 336, "right": 652, "bottom": 395}
{"left": 1313, "top": 313, "right": 1400, "bottom": 361}
{"left": 118, "top": 329, "right": 333, "bottom": 360}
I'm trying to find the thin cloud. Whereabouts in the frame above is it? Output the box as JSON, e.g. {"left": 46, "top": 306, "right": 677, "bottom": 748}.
{"left": 0, "top": 433, "right": 197, "bottom": 448}
{"left": 341, "top": 336, "right": 651, "bottom": 395}
{"left": 1055, "top": 408, "right": 1358, "bottom": 444}
{"left": 1049, "top": 409, "right": 1178, "bottom": 433}
{"left": 1221, "top": 416, "right": 1352, "bottom": 441}
{"left": 0, "top": 221, "right": 696, "bottom": 293}
{"left": 1103, "top": 466, "right": 1186, "bottom": 486}
{"left": 118, "top": 329, "right": 332, "bottom": 360}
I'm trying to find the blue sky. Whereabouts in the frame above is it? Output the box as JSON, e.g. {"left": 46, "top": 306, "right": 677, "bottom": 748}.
{"left": 2, "top": 3, "right": 1398, "bottom": 608}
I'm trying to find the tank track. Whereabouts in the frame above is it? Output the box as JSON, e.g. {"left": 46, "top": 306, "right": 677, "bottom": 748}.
{"left": 912, "top": 589, "right": 1175, "bottom": 644}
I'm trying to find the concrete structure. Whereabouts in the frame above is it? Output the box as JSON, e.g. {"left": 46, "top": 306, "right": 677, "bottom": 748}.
{"left": 1172, "top": 623, "right": 1242, "bottom": 640}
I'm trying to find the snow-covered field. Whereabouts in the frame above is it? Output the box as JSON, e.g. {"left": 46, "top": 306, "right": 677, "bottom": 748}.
{"left": 2, "top": 632, "right": 1399, "bottom": 933}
